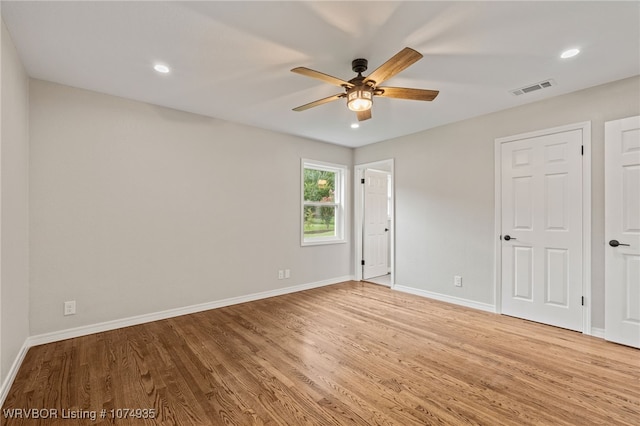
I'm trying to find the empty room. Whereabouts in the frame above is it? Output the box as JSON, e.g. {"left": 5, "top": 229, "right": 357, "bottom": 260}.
{"left": 1, "top": 1, "right": 639, "bottom": 425}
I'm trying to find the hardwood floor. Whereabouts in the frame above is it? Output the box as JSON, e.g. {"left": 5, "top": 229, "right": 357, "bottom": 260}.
{"left": 3, "top": 281, "right": 639, "bottom": 425}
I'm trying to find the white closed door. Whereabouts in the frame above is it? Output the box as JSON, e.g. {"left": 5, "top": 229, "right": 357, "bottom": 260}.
{"left": 605, "top": 116, "right": 640, "bottom": 348}
{"left": 500, "top": 129, "right": 583, "bottom": 331}
{"left": 363, "top": 169, "right": 389, "bottom": 280}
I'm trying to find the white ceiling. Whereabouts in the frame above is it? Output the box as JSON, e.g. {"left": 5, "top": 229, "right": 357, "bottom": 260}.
{"left": 2, "top": 1, "right": 639, "bottom": 148}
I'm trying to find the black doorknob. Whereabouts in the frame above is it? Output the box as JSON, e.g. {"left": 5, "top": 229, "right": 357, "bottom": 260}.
{"left": 609, "top": 239, "right": 630, "bottom": 247}
{"left": 503, "top": 235, "right": 516, "bottom": 241}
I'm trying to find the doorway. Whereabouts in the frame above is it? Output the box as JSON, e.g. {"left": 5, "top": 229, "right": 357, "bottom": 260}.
{"left": 355, "top": 159, "right": 394, "bottom": 285}
{"left": 494, "top": 122, "right": 591, "bottom": 333}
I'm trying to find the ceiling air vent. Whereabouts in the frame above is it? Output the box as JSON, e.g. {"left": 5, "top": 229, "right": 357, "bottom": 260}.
{"left": 510, "top": 79, "right": 556, "bottom": 96}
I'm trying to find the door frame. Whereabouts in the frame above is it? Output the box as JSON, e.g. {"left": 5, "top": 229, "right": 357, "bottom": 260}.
{"left": 493, "top": 121, "right": 592, "bottom": 334}
{"left": 355, "top": 159, "right": 395, "bottom": 284}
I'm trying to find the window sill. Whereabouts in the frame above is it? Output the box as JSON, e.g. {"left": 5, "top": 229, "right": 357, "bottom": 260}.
{"left": 301, "top": 238, "right": 347, "bottom": 247}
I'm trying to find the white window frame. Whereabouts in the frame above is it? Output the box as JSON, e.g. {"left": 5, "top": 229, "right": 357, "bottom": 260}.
{"left": 301, "top": 159, "right": 347, "bottom": 246}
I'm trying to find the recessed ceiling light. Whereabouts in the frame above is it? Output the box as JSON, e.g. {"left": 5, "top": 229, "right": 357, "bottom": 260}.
{"left": 153, "top": 64, "right": 170, "bottom": 74}
{"left": 560, "top": 48, "right": 580, "bottom": 59}
{"left": 350, "top": 123, "right": 360, "bottom": 129}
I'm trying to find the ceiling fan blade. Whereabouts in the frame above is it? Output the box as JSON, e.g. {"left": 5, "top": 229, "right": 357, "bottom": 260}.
{"left": 292, "top": 93, "right": 344, "bottom": 112}
{"left": 376, "top": 87, "right": 439, "bottom": 101}
{"left": 364, "top": 47, "right": 423, "bottom": 86}
{"left": 291, "top": 67, "right": 353, "bottom": 88}
{"left": 357, "top": 109, "right": 372, "bottom": 121}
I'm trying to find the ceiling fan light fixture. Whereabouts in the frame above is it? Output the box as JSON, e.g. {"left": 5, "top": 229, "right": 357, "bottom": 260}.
{"left": 347, "top": 86, "right": 373, "bottom": 112}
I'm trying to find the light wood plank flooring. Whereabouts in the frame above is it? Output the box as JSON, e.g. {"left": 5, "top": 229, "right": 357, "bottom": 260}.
{"left": 3, "top": 281, "right": 639, "bottom": 425}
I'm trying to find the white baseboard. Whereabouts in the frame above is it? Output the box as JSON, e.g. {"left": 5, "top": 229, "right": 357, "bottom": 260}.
{"left": 0, "top": 340, "right": 30, "bottom": 408}
{"left": 1, "top": 275, "right": 352, "bottom": 407}
{"left": 393, "top": 285, "right": 607, "bottom": 339}
{"left": 28, "top": 275, "right": 353, "bottom": 347}
{"left": 393, "top": 284, "right": 496, "bottom": 313}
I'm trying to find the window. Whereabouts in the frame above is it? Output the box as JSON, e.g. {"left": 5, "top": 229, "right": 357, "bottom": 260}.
{"left": 302, "top": 159, "right": 346, "bottom": 245}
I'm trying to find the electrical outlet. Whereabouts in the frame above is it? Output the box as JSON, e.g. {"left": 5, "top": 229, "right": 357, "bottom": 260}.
{"left": 454, "top": 275, "right": 462, "bottom": 287}
{"left": 64, "top": 300, "right": 76, "bottom": 316}
{"left": 278, "top": 270, "right": 284, "bottom": 279}
{"left": 285, "top": 269, "right": 291, "bottom": 279}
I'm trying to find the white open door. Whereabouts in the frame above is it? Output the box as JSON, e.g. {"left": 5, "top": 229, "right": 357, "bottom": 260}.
{"left": 363, "top": 169, "right": 389, "bottom": 280}
{"left": 605, "top": 116, "right": 640, "bottom": 348}
{"left": 499, "top": 127, "right": 584, "bottom": 331}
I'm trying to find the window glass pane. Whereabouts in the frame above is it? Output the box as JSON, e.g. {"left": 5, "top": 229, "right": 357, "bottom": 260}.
{"left": 302, "top": 160, "right": 345, "bottom": 245}
{"left": 303, "top": 205, "right": 336, "bottom": 239}
{"left": 304, "top": 168, "right": 336, "bottom": 203}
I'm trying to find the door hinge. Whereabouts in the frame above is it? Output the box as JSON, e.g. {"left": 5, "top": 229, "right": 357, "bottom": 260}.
{"left": 581, "top": 145, "right": 584, "bottom": 156}
{"left": 361, "top": 260, "right": 365, "bottom": 266}
{"left": 581, "top": 296, "right": 584, "bottom": 306}
{"left": 361, "top": 178, "right": 365, "bottom": 184}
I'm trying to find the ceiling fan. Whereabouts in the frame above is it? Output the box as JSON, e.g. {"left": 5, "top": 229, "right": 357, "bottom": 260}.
{"left": 291, "top": 47, "right": 439, "bottom": 122}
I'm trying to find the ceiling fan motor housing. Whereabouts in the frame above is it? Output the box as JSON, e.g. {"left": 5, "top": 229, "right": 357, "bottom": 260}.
{"left": 352, "top": 58, "right": 368, "bottom": 75}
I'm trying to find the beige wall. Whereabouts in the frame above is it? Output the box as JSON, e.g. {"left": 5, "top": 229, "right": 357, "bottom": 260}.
{"left": 29, "top": 80, "right": 353, "bottom": 335}
{"left": 0, "top": 19, "right": 30, "bottom": 383}
{"left": 354, "top": 75, "right": 640, "bottom": 329}
{"left": 25, "top": 75, "right": 640, "bottom": 336}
